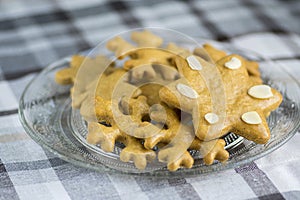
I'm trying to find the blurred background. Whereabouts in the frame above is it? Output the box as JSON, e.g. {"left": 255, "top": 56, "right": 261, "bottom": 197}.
{"left": 1, "top": 0, "right": 300, "bottom": 80}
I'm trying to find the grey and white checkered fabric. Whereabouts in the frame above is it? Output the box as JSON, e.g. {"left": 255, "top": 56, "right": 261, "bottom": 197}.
{"left": 1, "top": 0, "right": 300, "bottom": 199}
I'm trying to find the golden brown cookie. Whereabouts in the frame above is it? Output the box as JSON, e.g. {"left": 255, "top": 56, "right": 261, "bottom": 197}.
{"left": 131, "top": 30, "right": 163, "bottom": 47}
{"left": 107, "top": 34, "right": 180, "bottom": 83}
{"left": 87, "top": 121, "right": 156, "bottom": 170}
{"left": 107, "top": 30, "right": 163, "bottom": 59}
{"left": 86, "top": 92, "right": 158, "bottom": 169}
{"left": 55, "top": 55, "right": 85, "bottom": 85}
{"left": 139, "top": 83, "right": 163, "bottom": 106}
{"left": 55, "top": 55, "right": 115, "bottom": 85}
{"left": 123, "top": 48, "right": 179, "bottom": 82}
{"left": 202, "top": 44, "right": 227, "bottom": 62}
{"left": 145, "top": 103, "right": 229, "bottom": 171}
{"left": 166, "top": 42, "right": 191, "bottom": 57}
{"left": 190, "top": 138, "right": 229, "bottom": 165}
{"left": 159, "top": 54, "right": 282, "bottom": 144}
{"left": 78, "top": 68, "right": 141, "bottom": 121}
{"left": 55, "top": 55, "right": 115, "bottom": 109}
{"left": 106, "top": 36, "right": 135, "bottom": 59}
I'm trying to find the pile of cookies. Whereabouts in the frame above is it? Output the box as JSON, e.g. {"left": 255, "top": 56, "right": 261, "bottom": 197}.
{"left": 55, "top": 30, "right": 282, "bottom": 171}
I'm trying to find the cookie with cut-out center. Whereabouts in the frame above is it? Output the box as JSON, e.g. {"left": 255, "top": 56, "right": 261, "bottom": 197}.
{"left": 106, "top": 32, "right": 180, "bottom": 83}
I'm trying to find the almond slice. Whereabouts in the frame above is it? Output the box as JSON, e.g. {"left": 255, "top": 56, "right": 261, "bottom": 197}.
{"left": 204, "top": 113, "right": 219, "bottom": 124}
{"left": 248, "top": 85, "right": 273, "bottom": 99}
{"left": 224, "top": 57, "right": 241, "bottom": 69}
{"left": 241, "top": 111, "right": 262, "bottom": 125}
{"left": 176, "top": 83, "right": 198, "bottom": 99}
{"left": 186, "top": 55, "right": 202, "bottom": 71}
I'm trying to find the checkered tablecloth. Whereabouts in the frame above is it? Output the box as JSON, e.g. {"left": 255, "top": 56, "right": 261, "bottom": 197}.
{"left": 1, "top": 0, "right": 300, "bottom": 199}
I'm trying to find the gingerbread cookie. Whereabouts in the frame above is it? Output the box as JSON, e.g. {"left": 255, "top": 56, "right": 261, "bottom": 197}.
{"left": 107, "top": 32, "right": 181, "bottom": 83}
{"left": 55, "top": 55, "right": 115, "bottom": 109}
{"left": 85, "top": 80, "right": 158, "bottom": 169}
{"left": 106, "top": 36, "right": 135, "bottom": 59}
{"left": 159, "top": 54, "right": 282, "bottom": 143}
{"left": 131, "top": 30, "right": 163, "bottom": 47}
{"left": 166, "top": 42, "right": 191, "bottom": 57}
{"left": 106, "top": 30, "right": 163, "bottom": 59}
{"left": 55, "top": 55, "right": 85, "bottom": 85}
{"left": 147, "top": 104, "right": 229, "bottom": 171}
{"left": 77, "top": 67, "right": 141, "bottom": 121}
{"left": 87, "top": 121, "right": 156, "bottom": 170}
{"left": 190, "top": 138, "right": 229, "bottom": 165}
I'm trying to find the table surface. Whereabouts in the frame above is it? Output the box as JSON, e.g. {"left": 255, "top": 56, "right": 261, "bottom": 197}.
{"left": 0, "top": 0, "right": 300, "bottom": 199}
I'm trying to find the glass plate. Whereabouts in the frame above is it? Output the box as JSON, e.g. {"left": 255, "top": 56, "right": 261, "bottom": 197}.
{"left": 19, "top": 37, "right": 300, "bottom": 177}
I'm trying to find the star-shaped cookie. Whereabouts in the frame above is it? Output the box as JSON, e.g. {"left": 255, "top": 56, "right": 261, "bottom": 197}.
{"left": 159, "top": 54, "right": 282, "bottom": 143}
